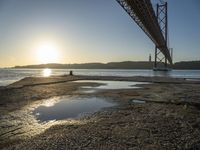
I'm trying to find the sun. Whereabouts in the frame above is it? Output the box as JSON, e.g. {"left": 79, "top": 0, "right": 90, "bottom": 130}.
{"left": 36, "top": 42, "right": 60, "bottom": 64}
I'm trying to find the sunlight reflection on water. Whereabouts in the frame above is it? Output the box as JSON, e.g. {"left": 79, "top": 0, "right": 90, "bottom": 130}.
{"left": 42, "top": 68, "right": 52, "bottom": 77}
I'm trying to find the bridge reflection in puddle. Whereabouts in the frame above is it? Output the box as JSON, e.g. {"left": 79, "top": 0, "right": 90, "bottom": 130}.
{"left": 33, "top": 97, "right": 117, "bottom": 122}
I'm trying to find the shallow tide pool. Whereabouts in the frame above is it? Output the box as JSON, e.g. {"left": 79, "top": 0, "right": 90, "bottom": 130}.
{"left": 33, "top": 96, "right": 117, "bottom": 122}
{"left": 74, "top": 80, "right": 149, "bottom": 92}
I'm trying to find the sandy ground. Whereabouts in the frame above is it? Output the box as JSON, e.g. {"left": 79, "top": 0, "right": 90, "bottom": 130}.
{"left": 0, "top": 75, "right": 200, "bottom": 149}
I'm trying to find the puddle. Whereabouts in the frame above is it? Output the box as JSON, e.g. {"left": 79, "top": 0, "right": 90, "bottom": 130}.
{"left": 79, "top": 89, "right": 97, "bottom": 93}
{"left": 33, "top": 97, "right": 117, "bottom": 122}
{"left": 0, "top": 96, "right": 116, "bottom": 141}
{"left": 186, "top": 78, "right": 200, "bottom": 82}
{"left": 74, "top": 80, "right": 149, "bottom": 93}
{"left": 131, "top": 99, "right": 146, "bottom": 104}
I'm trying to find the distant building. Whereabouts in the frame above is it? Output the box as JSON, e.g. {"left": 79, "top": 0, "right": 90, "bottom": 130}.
{"left": 149, "top": 54, "right": 152, "bottom": 62}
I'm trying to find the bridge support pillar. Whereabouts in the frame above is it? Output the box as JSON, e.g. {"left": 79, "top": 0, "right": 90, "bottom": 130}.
{"left": 153, "top": 1, "right": 170, "bottom": 71}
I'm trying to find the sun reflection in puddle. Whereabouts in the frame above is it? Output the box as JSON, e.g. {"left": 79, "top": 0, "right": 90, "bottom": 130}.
{"left": 41, "top": 98, "right": 58, "bottom": 107}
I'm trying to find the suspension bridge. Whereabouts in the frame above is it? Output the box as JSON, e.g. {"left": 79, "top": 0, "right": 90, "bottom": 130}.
{"left": 116, "top": 0, "right": 173, "bottom": 70}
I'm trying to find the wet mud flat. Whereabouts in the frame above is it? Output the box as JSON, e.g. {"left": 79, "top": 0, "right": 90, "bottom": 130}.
{"left": 0, "top": 75, "right": 200, "bottom": 149}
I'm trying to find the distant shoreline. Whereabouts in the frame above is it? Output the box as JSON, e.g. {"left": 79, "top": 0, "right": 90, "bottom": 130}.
{"left": 13, "top": 60, "right": 200, "bottom": 70}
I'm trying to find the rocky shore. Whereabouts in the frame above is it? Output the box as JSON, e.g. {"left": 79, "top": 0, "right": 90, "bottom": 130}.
{"left": 0, "top": 75, "right": 200, "bottom": 149}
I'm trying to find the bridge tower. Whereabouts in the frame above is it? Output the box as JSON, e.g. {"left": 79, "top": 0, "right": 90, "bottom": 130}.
{"left": 154, "top": 1, "right": 171, "bottom": 71}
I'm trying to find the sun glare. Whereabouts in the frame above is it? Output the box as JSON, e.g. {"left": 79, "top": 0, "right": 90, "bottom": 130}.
{"left": 42, "top": 98, "right": 57, "bottom": 107}
{"left": 36, "top": 42, "right": 60, "bottom": 64}
{"left": 43, "top": 68, "right": 52, "bottom": 77}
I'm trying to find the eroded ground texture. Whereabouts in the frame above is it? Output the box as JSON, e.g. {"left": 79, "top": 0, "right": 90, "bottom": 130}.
{"left": 0, "top": 75, "right": 200, "bottom": 150}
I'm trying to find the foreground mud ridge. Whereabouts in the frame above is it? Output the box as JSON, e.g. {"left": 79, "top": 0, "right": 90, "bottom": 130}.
{"left": 0, "top": 75, "right": 200, "bottom": 149}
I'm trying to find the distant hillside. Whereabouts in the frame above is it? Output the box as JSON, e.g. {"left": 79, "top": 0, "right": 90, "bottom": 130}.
{"left": 106, "top": 61, "right": 154, "bottom": 69}
{"left": 14, "top": 61, "right": 200, "bottom": 70}
{"left": 173, "top": 61, "right": 200, "bottom": 69}
{"left": 14, "top": 61, "right": 154, "bottom": 69}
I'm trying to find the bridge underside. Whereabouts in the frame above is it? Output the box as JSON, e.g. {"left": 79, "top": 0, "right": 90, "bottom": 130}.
{"left": 116, "top": 0, "right": 172, "bottom": 65}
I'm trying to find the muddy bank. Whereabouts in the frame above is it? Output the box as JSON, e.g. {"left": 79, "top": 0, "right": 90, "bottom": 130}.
{"left": 0, "top": 75, "right": 200, "bottom": 149}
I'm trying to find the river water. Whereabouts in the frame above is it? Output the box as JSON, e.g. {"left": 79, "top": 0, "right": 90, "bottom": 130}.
{"left": 0, "top": 68, "right": 200, "bottom": 86}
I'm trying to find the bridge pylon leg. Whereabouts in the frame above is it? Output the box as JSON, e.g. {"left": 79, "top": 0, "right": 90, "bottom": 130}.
{"left": 153, "top": 1, "right": 170, "bottom": 71}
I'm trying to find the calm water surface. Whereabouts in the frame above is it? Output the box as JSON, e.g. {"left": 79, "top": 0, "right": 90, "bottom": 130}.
{"left": 33, "top": 96, "right": 117, "bottom": 122}
{"left": 75, "top": 80, "right": 149, "bottom": 93}
{"left": 0, "top": 68, "right": 200, "bottom": 86}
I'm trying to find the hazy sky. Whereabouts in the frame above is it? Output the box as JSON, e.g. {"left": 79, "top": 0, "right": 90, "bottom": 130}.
{"left": 0, "top": 0, "right": 199, "bottom": 67}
